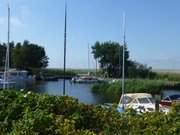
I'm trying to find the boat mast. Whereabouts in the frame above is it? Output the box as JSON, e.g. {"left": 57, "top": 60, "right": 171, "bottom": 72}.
{"left": 3, "top": 2, "right": 10, "bottom": 89}
{"left": 121, "top": 12, "right": 126, "bottom": 109}
{"left": 63, "top": 2, "right": 67, "bottom": 95}
{"left": 88, "top": 43, "right": 90, "bottom": 75}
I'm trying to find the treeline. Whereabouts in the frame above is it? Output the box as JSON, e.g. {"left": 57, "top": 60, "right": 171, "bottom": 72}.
{"left": 0, "top": 90, "right": 179, "bottom": 135}
{"left": 92, "top": 41, "right": 156, "bottom": 78}
{"left": 0, "top": 40, "right": 48, "bottom": 70}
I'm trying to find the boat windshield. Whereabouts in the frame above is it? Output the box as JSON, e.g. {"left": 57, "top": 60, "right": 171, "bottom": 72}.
{"left": 138, "top": 97, "right": 154, "bottom": 104}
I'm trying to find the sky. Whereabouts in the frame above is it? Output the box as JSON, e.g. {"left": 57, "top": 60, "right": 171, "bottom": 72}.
{"left": 0, "top": 0, "right": 180, "bottom": 69}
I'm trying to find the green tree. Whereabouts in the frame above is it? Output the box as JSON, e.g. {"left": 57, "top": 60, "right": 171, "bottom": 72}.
{"left": 0, "top": 43, "right": 6, "bottom": 69}
{"left": 92, "top": 41, "right": 129, "bottom": 78}
{"left": 0, "top": 42, "right": 14, "bottom": 69}
{"left": 12, "top": 40, "right": 49, "bottom": 69}
{"left": 92, "top": 41, "right": 154, "bottom": 78}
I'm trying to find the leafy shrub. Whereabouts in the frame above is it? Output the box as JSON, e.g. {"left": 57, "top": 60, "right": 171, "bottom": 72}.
{"left": 0, "top": 90, "right": 179, "bottom": 135}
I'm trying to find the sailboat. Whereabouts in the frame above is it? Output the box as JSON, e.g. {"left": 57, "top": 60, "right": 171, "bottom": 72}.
{"left": 117, "top": 14, "right": 160, "bottom": 113}
{"left": 117, "top": 13, "right": 126, "bottom": 112}
{"left": 71, "top": 44, "right": 98, "bottom": 83}
{"left": 0, "top": 3, "right": 15, "bottom": 89}
{"left": 0, "top": 3, "right": 34, "bottom": 89}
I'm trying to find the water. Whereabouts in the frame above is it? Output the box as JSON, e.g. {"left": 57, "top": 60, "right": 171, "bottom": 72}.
{"left": 161, "top": 90, "right": 180, "bottom": 98}
{"left": 33, "top": 79, "right": 105, "bottom": 104}
{"left": 30, "top": 80, "right": 180, "bottom": 104}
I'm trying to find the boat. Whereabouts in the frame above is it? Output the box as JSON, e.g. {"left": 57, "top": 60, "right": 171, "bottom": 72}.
{"left": 71, "top": 43, "right": 99, "bottom": 84}
{"left": 0, "top": 3, "right": 16, "bottom": 89}
{"left": 160, "top": 94, "right": 180, "bottom": 107}
{"left": 0, "top": 4, "right": 35, "bottom": 89}
{"left": 118, "top": 93, "right": 171, "bottom": 113}
{"left": 118, "top": 93, "right": 156, "bottom": 112}
{"left": 116, "top": 14, "right": 160, "bottom": 113}
{"left": 117, "top": 13, "right": 126, "bottom": 112}
{"left": 0, "top": 69, "right": 35, "bottom": 89}
{"left": 71, "top": 75, "right": 98, "bottom": 83}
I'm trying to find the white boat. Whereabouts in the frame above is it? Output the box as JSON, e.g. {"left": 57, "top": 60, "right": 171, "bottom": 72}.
{"left": 0, "top": 3, "right": 15, "bottom": 89}
{"left": 0, "top": 69, "right": 35, "bottom": 89}
{"left": 118, "top": 93, "right": 156, "bottom": 113}
{"left": 118, "top": 93, "right": 170, "bottom": 113}
{"left": 71, "top": 75, "right": 98, "bottom": 83}
{"left": 117, "top": 13, "right": 126, "bottom": 112}
{"left": 0, "top": 4, "right": 35, "bottom": 89}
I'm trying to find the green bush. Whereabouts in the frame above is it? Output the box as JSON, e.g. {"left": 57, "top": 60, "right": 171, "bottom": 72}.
{"left": 0, "top": 90, "right": 179, "bottom": 135}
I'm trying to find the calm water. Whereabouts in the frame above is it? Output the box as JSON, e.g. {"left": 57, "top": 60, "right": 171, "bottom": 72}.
{"left": 32, "top": 79, "right": 105, "bottom": 104}
{"left": 29, "top": 79, "right": 180, "bottom": 104}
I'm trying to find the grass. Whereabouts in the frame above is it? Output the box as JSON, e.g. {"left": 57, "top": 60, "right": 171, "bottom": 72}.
{"left": 92, "top": 79, "right": 180, "bottom": 102}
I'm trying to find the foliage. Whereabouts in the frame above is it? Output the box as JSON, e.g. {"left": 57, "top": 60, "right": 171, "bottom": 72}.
{"left": 12, "top": 40, "right": 48, "bottom": 69}
{"left": 91, "top": 41, "right": 154, "bottom": 78}
{"left": 92, "top": 79, "right": 180, "bottom": 102}
{"left": 0, "top": 90, "right": 179, "bottom": 135}
{"left": 0, "top": 40, "right": 48, "bottom": 70}
{"left": 91, "top": 41, "right": 129, "bottom": 78}
{"left": 0, "top": 42, "right": 14, "bottom": 68}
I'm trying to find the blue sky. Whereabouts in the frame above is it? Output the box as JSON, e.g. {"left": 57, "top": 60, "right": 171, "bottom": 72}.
{"left": 0, "top": 0, "right": 180, "bottom": 69}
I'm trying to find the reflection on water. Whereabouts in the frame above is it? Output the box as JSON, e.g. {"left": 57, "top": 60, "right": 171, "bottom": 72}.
{"left": 32, "top": 79, "right": 105, "bottom": 104}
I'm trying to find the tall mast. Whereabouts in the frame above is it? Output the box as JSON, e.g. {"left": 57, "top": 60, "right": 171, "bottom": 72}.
{"left": 121, "top": 12, "right": 126, "bottom": 109}
{"left": 88, "top": 43, "right": 90, "bottom": 74}
{"left": 63, "top": 2, "right": 67, "bottom": 95}
{"left": 3, "top": 3, "right": 10, "bottom": 89}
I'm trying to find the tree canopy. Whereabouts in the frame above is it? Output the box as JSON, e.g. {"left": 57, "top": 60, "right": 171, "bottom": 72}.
{"left": 92, "top": 41, "right": 129, "bottom": 77}
{"left": 92, "top": 41, "right": 155, "bottom": 78}
{"left": 0, "top": 40, "right": 48, "bottom": 70}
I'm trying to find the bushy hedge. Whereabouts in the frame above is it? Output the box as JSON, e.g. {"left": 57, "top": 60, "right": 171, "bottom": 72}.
{"left": 0, "top": 90, "right": 179, "bottom": 135}
{"left": 92, "top": 79, "right": 180, "bottom": 102}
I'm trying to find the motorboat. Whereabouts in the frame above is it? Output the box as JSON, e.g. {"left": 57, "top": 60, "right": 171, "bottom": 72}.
{"left": 160, "top": 94, "right": 180, "bottom": 107}
{"left": 118, "top": 93, "right": 156, "bottom": 113}
{"left": 118, "top": 93, "right": 171, "bottom": 113}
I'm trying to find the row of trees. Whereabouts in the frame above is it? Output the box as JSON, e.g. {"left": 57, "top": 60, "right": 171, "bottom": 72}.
{"left": 0, "top": 40, "right": 48, "bottom": 70}
{"left": 92, "top": 41, "right": 155, "bottom": 78}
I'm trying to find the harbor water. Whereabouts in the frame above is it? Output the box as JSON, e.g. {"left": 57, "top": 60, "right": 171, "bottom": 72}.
{"left": 27, "top": 79, "right": 180, "bottom": 105}
{"left": 32, "top": 79, "right": 105, "bottom": 104}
